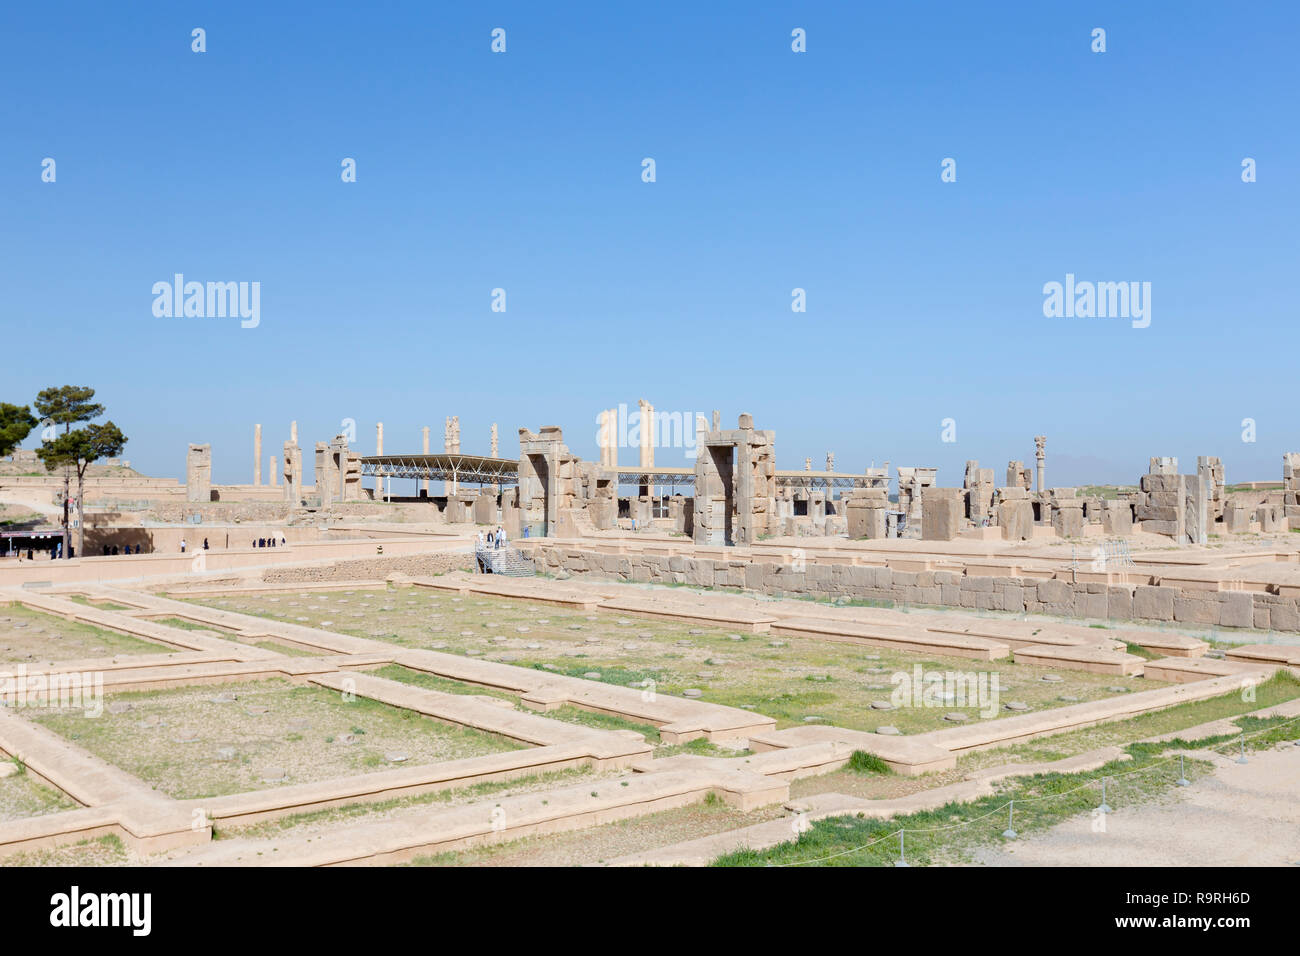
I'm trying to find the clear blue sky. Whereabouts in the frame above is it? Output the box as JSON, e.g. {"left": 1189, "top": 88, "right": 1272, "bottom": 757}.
{"left": 3, "top": 1, "right": 1296, "bottom": 489}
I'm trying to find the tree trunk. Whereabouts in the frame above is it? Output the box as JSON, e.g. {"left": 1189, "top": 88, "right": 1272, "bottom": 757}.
{"left": 62, "top": 465, "right": 70, "bottom": 558}
{"left": 76, "top": 468, "right": 85, "bottom": 561}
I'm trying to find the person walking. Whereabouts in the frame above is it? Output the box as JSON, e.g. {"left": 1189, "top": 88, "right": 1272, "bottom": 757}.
{"left": 203, "top": 538, "right": 210, "bottom": 550}
{"left": 180, "top": 537, "right": 187, "bottom": 553}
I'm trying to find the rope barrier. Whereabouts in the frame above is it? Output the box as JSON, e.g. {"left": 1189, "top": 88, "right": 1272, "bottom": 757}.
{"left": 772, "top": 709, "right": 1300, "bottom": 867}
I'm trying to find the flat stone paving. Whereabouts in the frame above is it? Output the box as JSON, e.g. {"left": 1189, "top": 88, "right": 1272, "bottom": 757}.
{"left": 31, "top": 678, "right": 526, "bottom": 800}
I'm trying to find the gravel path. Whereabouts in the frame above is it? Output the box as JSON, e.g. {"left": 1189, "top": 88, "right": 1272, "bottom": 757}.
{"left": 971, "top": 745, "right": 1300, "bottom": 866}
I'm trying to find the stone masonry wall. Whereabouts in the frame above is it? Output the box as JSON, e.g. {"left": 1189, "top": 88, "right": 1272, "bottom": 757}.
{"left": 526, "top": 544, "right": 1299, "bottom": 633}
{"left": 261, "top": 551, "right": 472, "bottom": 583}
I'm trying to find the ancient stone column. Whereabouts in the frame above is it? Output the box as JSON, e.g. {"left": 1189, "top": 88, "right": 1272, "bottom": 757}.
{"left": 375, "top": 422, "right": 384, "bottom": 499}
{"left": 490, "top": 422, "right": 500, "bottom": 492}
{"left": 1034, "top": 436, "right": 1047, "bottom": 492}
{"left": 290, "top": 421, "right": 298, "bottom": 444}
{"left": 826, "top": 452, "right": 835, "bottom": 472}
{"left": 607, "top": 408, "right": 618, "bottom": 468}
{"left": 805, "top": 458, "right": 812, "bottom": 471}
{"left": 269, "top": 455, "right": 278, "bottom": 486}
{"left": 444, "top": 416, "right": 458, "bottom": 494}
{"left": 638, "top": 399, "right": 654, "bottom": 499}
{"left": 421, "top": 425, "right": 430, "bottom": 495}
{"left": 254, "top": 424, "right": 262, "bottom": 485}
{"left": 638, "top": 400, "right": 654, "bottom": 468}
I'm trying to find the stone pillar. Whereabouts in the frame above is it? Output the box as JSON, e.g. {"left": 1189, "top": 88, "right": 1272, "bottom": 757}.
{"left": 421, "top": 425, "right": 430, "bottom": 496}
{"left": 375, "top": 422, "right": 384, "bottom": 499}
{"left": 826, "top": 452, "right": 834, "bottom": 472}
{"left": 269, "top": 455, "right": 278, "bottom": 486}
{"left": 610, "top": 408, "right": 619, "bottom": 468}
{"left": 638, "top": 399, "right": 654, "bottom": 500}
{"left": 315, "top": 442, "right": 332, "bottom": 507}
{"left": 608, "top": 408, "right": 618, "bottom": 468}
{"left": 283, "top": 441, "right": 302, "bottom": 503}
{"left": 444, "top": 416, "right": 460, "bottom": 494}
{"left": 805, "top": 458, "right": 812, "bottom": 471}
{"left": 254, "top": 424, "right": 262, "bottom": 485}
{"left": 186, "top": 444, "right": 211, "bottom": 503}
{"left": 638, "top": 400, "right": 654, "bottom": 468}
{"left": 490, "top": 422, "right": 500, "bottom": 493}
{"left": 1034, "top": 436, "right": 1046, "bottom": 492}
{"left": 290, "top": 421, "right": 298, "bottom": 444}
{"left": 597, "top": 410, "right": 606, "bottom": 466}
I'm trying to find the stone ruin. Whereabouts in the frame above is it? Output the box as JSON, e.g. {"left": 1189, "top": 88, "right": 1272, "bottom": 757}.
{"left": 185, "top": 444, "right": 211, "bottom": 502}
{"left": 282, "top": 440, "right": 302, "bottom": 504}
{"left": 895, "top": 467, "right": 936, "bottom": 537}
{"left": 315, "top": 435, "right": 363, "bottom": 506}
{"left": 514, "top": 425, "right": 617, "bottom": 537}
{"left": 1199, "top": 456, "right": 1225, "bottom": 523}
{"left": 963, "top": 460, "right": 996, "bottom": 526}
{"left": 1283, "top": 453, "right": 1300, "bottom": 527}
{"left": 1134, "top": 457, "right": 1207, "bottom": 545}
{"left": 1005, "top": 460, "right": 1033, "bottom": 490}
{"left": 692, "top": 413, "right": 776, "bottom": 547}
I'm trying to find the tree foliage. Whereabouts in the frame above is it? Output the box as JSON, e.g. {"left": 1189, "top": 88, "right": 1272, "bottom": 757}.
{"left": 0, "top": 403, "right": 37, "bottom": 458}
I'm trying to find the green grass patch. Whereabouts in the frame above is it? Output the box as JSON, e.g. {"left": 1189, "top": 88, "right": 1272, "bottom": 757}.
{"left": 848, "top": 750, "right": 892, "bottom": 775}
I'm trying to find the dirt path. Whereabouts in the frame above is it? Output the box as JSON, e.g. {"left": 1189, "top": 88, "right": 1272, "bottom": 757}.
{"left": 972, "top": 746, "right": 1300, "bottom": 866}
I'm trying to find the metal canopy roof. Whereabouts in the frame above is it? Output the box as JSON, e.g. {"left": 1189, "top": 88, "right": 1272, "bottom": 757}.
{"left": 359, "top": 454, "right": 518, "bottom": 484}
{"left": 360, "top": 455, "right": 874, "bottom": 490}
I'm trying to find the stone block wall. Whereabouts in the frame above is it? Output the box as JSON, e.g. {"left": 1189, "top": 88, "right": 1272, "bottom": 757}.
{"left": 261, "top": 550, "right": 472, "bottom": 583}
{"left": 521, "top": 543, "right": 1300, "bottom": 633}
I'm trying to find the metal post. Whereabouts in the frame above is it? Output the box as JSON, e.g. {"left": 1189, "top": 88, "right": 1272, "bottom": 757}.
{"left": 1002, "top": 800, "right": 1017, "bottom": 839}
{"left": 895, "top": 830, "right": 909, "bottom": 867}
{"left": 1237, "top": 733, "right": 1248, "bottom": 765}
{"left": 1098, "top": 776, "right": 1112, "bottom": 814}
{"left": 1176, "top": 754, "right": 1190, "bottom": 787}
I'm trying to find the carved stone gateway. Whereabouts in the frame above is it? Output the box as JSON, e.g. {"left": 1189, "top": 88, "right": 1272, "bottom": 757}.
{"left": 692, "top": 413, "right": 775, "bottom": 547}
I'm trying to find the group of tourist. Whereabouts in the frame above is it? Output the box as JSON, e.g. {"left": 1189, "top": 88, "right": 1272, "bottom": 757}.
{"left": 101, "top": 543, "right": 150, "bottom": 556}
{"left": 251, "top": 535, "right": 286, "bottom": 549}
{"left": 475, "top": 525, "right": 511, "bottom": 572}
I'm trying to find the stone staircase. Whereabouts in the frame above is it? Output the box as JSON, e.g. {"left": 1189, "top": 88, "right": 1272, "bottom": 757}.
{"left": 476, "top": 546, "right": 536, "bottom": 577}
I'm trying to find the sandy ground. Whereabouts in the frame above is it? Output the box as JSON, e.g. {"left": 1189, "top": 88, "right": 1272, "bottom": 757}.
{"left": 972, "top": 745, "right": 1300, "bottom": 866}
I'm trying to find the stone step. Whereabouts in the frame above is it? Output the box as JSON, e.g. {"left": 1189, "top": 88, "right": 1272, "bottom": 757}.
{"left": 1141, "top": 656, "right": 1276, "bottom": 684}
{"left": 1225, "top": 643, "right": 1300, "bottom": 667}
{"left": 1011, "top": 642, "right": 1145, "bottom": 675}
